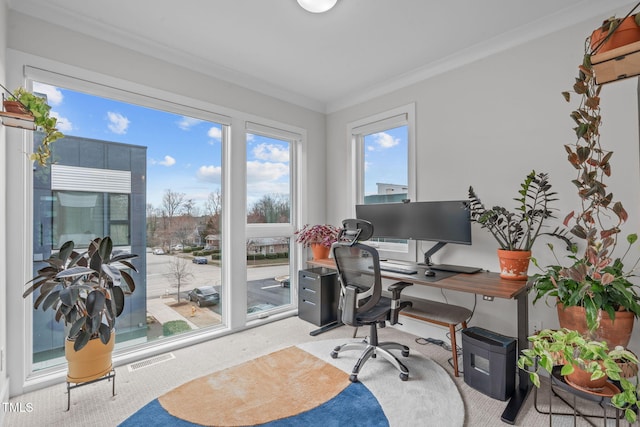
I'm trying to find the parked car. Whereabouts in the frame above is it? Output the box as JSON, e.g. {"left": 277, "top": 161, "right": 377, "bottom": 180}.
{"left": 187, "top": 286, "right": 220, "bottom": 307}
{"left": 192, "top": 256, "right": 208, "bottom": 264}
{"left": 171, "top": 244, "right": 184, "bottom": 251}
{"left": 152, "top": 248, "right": 165, "bottom": 255}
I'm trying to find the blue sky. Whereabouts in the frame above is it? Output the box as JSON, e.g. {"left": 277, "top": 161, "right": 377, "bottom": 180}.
{"left": 34, "top": 82, "right": 290, "bottom": 213}
{"left": 363, "top": 126, "right": 408, "bottom": 196}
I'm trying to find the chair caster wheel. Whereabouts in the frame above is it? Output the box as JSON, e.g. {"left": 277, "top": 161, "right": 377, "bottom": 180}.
{"left": 349, "top": 374, "right": 358, "bottom": 383}
{"left": 402, "top": 349, "right": 409, "bottom": 357}
{"left": 330, "top": 351, "right": 338, "bottom": 359}
{"left": 399, "top": 372, "right": 409, "bottom": 381}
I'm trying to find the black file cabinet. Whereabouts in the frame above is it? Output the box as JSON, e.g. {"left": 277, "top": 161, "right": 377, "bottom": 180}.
{"left": 298, "top": 267, "right": 339, "bottom": 327}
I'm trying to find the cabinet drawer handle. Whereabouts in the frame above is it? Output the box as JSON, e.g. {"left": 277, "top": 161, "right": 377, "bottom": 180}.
{"left": 302, "top": 287, "right": 316, "bottom": 294}
{"left": 302, "top": 299, "right": 316, "bottom": 306}
{"left": 301, "top": 274, "right": 317, "bottom": 281}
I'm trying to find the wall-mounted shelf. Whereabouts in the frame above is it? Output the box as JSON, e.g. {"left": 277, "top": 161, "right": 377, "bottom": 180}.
{"left": 0, "top": 110, "right": 36, "bottom": 130}
{"left": 592, "top": 40, "right": 640, "bottom": 85}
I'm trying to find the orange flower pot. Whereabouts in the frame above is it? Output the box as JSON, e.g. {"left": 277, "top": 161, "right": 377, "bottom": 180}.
{"left": 310, "top": 243, "right": 330, "bottom": 260}
{"left": 497, "top": 249, "right": 531, "bottom": 281}
{"left": 556, "top": 303, "right": 635, "bottom": 349}
{"left": 590, "top": 16, "right": 640, "bottom": 54}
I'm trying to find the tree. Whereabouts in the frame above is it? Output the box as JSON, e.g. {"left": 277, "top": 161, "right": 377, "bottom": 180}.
{"left": 162, "top": 189, "right": 185, "bottom": 221}
{"left": 164, "top": 256, "right": 194, "bottom": 303}
{"left": 204, "top": 189, "right": 222, "bottom": 217}
{"left": 247, "top": 193, "right": 289, "bottom": 223}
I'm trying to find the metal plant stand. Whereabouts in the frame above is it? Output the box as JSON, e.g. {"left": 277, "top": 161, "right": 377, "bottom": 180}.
{"left": 533, "top": 366, "right": 626, "bottom": 426}
{"left": 66, "top": 369, "right": 116, "bottom": 411}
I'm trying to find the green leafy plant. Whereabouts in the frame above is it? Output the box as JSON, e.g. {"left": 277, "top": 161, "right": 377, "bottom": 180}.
{"left": 23, "top": 237, "right": 138, "bottom": 351}
{"left": 531, "top": 27, "right": 640, "bottom": 331}
{"left": 517, "top": 328, "right": 639, "bottom": 423}
{"left": 8, "top": 87, "right": 64, "bottom": 166}
{"left": 294, "top": 224, "right": 341, "bottom": 248}
{"left": 466, "top": 170, "right": 571, "bottom": 251}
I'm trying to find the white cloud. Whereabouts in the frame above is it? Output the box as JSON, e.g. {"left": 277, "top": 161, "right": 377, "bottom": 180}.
{"left": 208, "top": 126, "right": 222, "bottom": 141}
{"left": 32, "top": 82, "right": 63, "bottom": 106}
{"left": 252, "top": 143, "right": 289, "bottom": 162}
{"left": 177, "top": 116, "right": 202, "bottom": 130}
{"left": 246, "top": 160, "right": 289, "bottom": 181}
{"left": 196, "top": 165, "right": 222, "bottom": 183}
{"left": 372, "top": 132, "right": 399, "bottom": 149}
{"left": 150, "top": 155, "right": 176, "bottom": 167}
{"left": 106, "top": 112, "right": 130, "bottom": 134}
{"left": 51, "top": 112, "right": 73, "bottom": 132}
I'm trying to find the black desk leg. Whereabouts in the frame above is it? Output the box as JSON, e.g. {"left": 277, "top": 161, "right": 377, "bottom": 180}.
{"left": 501, "top": 291, "right": 531, "bottom": 424}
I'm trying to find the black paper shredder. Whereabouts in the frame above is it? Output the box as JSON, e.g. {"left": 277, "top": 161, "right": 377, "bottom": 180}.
{"left": 462, "top": 327, "right": 516, "bottom": 401}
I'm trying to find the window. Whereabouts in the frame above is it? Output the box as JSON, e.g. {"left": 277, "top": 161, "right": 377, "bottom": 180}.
{"left": 29, "top": 80, "right": 228, "bottom": 369}
{"left": 245, "top": 122, "right": 299, "bottom": 315}
{"left": 349, "top": 104, "right": 416, "bottom": 259}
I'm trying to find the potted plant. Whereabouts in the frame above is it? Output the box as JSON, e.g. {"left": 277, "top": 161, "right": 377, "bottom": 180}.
{"left": 530, "top": 30, "right": 640, "bottom": 346}
{"left": 590, "top": 12, "right": 640, "bottom": 55}
{"left": 517, "top": 328, "right": 639, "bottom": 423}
{"left": 23, "top": 236, "right": 138, "bottom": 383}
{"left": 466, "top": 170, "right": 571, "bottom": 280}
{"left": 294, "top": 224, "right": 341, "bottom": 260}
{"left": 2, "top": 86, "right": 64, "bottom": 166}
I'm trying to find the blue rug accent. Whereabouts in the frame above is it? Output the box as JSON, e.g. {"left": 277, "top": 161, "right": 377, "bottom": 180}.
{"left": 119, "top": 382, "right": 386, "bottom": 427}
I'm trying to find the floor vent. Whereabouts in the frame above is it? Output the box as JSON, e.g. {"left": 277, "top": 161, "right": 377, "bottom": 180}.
{"left": 128, "top": 353, "right": 175, "bottom": 372}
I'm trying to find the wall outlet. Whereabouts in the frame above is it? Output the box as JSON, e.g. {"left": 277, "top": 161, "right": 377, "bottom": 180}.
{"left": 482, "top": 295, "right": 494, "bottom": 301}
{"left": 532, "top": 321, "right": 543, "bottom": 334}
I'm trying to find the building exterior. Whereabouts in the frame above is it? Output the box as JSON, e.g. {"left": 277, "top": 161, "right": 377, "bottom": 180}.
{"left": 31, "top": 133, "right": 147, "bottom": 359}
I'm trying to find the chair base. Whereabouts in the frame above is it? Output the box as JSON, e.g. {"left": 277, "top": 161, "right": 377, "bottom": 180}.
{"left": 330, "top": 333, "right": 410, "bottom": 382}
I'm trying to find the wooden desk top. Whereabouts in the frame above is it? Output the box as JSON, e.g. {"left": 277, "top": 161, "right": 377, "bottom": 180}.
{"left": 306, "top": 258, "right": 529, "bottom": 300}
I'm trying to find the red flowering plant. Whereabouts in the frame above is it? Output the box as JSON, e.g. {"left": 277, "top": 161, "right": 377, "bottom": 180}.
{"left": 294, "top": 224, "right": 341, "bottom": 248}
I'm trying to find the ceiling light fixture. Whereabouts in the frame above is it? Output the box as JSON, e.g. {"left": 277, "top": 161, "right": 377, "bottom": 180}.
{"left": 297, "top": 0, "right": 338, "bottom": 13}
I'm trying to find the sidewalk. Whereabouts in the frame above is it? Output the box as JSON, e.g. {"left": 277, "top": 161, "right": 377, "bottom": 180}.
{"left": 147, "top": 297, "right": 198, "bottom": 329}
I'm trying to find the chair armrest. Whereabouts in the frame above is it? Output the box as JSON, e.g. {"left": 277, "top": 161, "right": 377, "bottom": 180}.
{"left": 387, "top": 281, "right": 412, "bottom": 299}
{"left": 341, "top": 285, "right": 358, "bottom": 326}
{"left": 388, "top": 281, "right": 413, "bottom": 325}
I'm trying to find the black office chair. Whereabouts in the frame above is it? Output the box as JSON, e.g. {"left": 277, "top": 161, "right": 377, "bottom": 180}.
{"left": 330, "top": 219, "right": 413, "bottom": 382}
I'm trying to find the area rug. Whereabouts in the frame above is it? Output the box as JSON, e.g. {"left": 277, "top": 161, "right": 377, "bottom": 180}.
{"left": 119, "top": 339, "right": 464, "bottom": 426}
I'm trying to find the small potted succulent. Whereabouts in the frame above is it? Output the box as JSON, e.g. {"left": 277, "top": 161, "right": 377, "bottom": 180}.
{"left": 294, "top": 224, "right": 341, "bottom": 259}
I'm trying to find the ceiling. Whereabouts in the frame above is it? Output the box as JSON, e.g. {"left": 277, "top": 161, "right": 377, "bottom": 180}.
{"left": 7, "top": 0, "right": 638, "bottom": 113}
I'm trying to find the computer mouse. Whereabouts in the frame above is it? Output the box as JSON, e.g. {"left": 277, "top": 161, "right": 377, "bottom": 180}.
{"left": 425, "top": 270, "right": 436, "bottom": 277}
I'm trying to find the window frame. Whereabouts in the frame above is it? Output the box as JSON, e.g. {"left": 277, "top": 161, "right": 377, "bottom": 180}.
{"left": 348, "top": 103, "right": 416, "bottom": 261}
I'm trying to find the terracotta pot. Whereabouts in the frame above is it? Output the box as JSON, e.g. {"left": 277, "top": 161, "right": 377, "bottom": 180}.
{"left": 497, "top": 249, "right": 531, "bottom": 280}
{"left": 565, "top": 361, "right": 608, "bottom": 392}
{"left": 590, "top": 16, "right": 640, "bottom": 54}
{"left": 557, "top": 303, "right": 634, "bottom": 349}
{"left": 65, "top": 332, "right": 115, "bottom": 383}
{"left": 310, "top": 243, "right": 330, "bottom": 260}
{"left": 3, "top": 100, "right": 29, "bottom": 115}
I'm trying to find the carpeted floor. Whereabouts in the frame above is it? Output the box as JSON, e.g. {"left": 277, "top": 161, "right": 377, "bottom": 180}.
{"left": 119, "top": 339, "right": 464, "bottom": 426}
{"left": 5, "top": 316, "right": 619, "bottom": 426}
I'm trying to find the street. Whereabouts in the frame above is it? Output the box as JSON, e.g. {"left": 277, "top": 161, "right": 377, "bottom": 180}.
{"left": 145, "top": 252, "right": 291, "bottom": 313}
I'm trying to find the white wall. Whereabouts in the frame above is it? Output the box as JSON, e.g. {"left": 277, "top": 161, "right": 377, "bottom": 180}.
{"left": 0, "top": 0, "right": 9, "bottom": 421}
{"left": 326, "top": 17, "right": 640, "bottom": 350}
